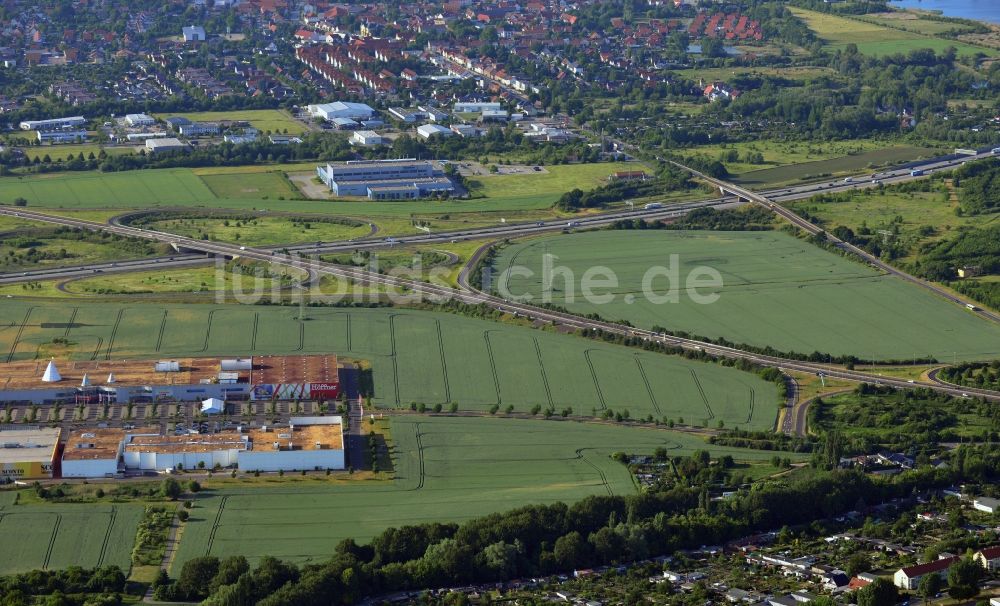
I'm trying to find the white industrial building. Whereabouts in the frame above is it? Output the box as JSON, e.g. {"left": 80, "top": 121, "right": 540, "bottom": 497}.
{"left": 351, "top": 130, "right": 384, "bottom": 146}
{"left": 238, "top": 417, "right": 345, "bottom": 472}
{"left": 124, "top": 432, "right": 246, "bottom": 471}
{"left": 182, "top": 25, "right": 206, "bottom": 42}
{"left": 61, "top": 416, "right": 344, "bottom": 477}
{"left": 481, "top": 109, "right": 510, "bottom": 122}
{"left": 0, "top": 427, "right": 61, "bottom": 480}
{"left": 20, "top": 116, "right": 87, "bottom": 131}
{"left": 177, "top": 122, "right": 220, "bottom": 137}
{"left": 316, "top": 159, "right": 454, "bottom": 199}
{"left": 454, "top": 101, "right": 504, "bottom": 113}
{"left": 37, "top": 130, "right": 88, "bottom": 144}
{"left": 416, "top": 124, "right": 452, "bottom": 140}
{"left": 146, "top": 138, "right": 188, "bottom": 153}
{"left": 307, "top": 102, "right": 375, "bottom": 121}
{"left": 125, "top": 113, "right": 156, "bottom": 127}
{"left": 62, "top": 428, "right": 127, "bottom": 478}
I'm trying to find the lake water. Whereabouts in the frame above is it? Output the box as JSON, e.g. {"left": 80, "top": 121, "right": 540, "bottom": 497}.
{"left": 889, "top": 0, "right": 1000, "bottom": 24}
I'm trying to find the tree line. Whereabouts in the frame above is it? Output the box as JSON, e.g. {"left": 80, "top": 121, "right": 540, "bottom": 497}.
{"left": 163, "top": 461, "right": 997, "bottom": 606}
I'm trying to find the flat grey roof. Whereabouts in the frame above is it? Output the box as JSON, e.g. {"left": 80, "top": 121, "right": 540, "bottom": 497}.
{"left": 0, "top": 428, "right": 61, "bottom": 464}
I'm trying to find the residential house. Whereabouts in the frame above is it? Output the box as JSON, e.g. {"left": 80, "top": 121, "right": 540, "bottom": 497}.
{"left": 974, "top": 546, "right": 1000, "bottom": 571}
{"left": 893, "top": 556, "right": 959, "bottom": 590}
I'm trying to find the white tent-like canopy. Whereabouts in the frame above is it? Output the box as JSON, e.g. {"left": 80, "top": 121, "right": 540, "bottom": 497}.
{"left": 200, "top": 398, "right": 224, "bottom": 415}
{"left": 41, "top": 359, "right": 61, "bottom": 382}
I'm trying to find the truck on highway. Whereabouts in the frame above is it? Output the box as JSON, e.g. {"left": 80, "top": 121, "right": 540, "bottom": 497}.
{"left": 566, "top": 221, "right": 581, "bottom": 227}
{"left": 966, "top": 303, "right": 979, "bottom": 311}
{"left": 910, "top": 169, "right": 924, "bottom": 177}
{"left": 992, "top": 147, "right": 1000, "bottom": 155}
{"left": 644, "top": 203, "right": 663, "bottom": 210}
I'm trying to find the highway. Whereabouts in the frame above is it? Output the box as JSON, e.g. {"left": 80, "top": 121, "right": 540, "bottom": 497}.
{"left": 3, "top": 147, "right": 996, "bottom": 286}
{"left": 668, "top": 147, "right": 1000, "bottom": 325}
{"left": 2, "top": 202, "right": 1000, "bottom": 411}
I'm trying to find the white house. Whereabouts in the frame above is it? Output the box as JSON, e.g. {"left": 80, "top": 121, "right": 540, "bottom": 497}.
{"left": 893, "top": 557, "right": 958, "bottom": 590}
{"left": 974, "top": 546, "right": 1000, "bottom": 571}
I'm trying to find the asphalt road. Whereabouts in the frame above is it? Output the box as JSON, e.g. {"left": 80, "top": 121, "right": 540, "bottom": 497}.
{"left": 670, "top": 148, "right": 1000, "bottom": 325}
{"left": 2, "top": 147, "right": 999, "bottom": 419}
{"left": 2, "top": 149, "right": 989, "bottom": 286}
{"left": 2, "top": 201, "right": 1000, "bottom": 409}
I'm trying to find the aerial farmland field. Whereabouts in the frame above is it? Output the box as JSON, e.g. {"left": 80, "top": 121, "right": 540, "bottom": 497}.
{"left": 0, "top": 162, "right": 648, "bottom": 216}
{"left": 171, "top": 415, "right": 792, "bottom": 569}
{"left": 491, "top": 230, "right": 1000, "bottom": 361}
{"left": 0, "top": 501, "right": 142, "bottom": 575}
{"left": 0, "top": 169, "right": 216, "bottom": 207}
{"left": 0, "top": 301, "right": 775, "bottom": 428}
{"left": 788, "top": 7, "right": 996, "bottom": 57}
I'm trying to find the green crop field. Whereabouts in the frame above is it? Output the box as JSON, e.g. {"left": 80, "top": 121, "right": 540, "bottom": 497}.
{"left": 0, "top": 162, "right": 642, "bottom": 216}
{"left": 789, "top": 7, "right": 995, "bottom": 57}
{"left": 172, "top": 415, "right": 790, "bottom": 569}
{"left": 733, "top": 146, "right": 944, "bottom": 186}
{"left": 0, "top": 300, "right": 775, "bottom": 427}
{"left": 0, "top": 169, "right": 217, "bottom": 208}
{"left": 0, "top": 502, "right": 143, "bottom": 575}
{"left": 465, "top": 162, "right": 638, "bottom": 208}
{"left": 22, "top": 143, "right": 138, "bottom": 163}
{"left": 199, "top": 171, "right": 300, "bottom": 200}
{"left": 491, "top": 230, "right": 1000, "bottom": 361}
{"left": 679, "top": 140, "right": 936, "bottom": 181}
{"left": 141, "top": 215, "right": 371, "bottom": 246}
{"left": 787, "top": 187, "right": 998, "bottom": 262}
{"left": 152, "top": 109, "right": 307, "bottom": 135}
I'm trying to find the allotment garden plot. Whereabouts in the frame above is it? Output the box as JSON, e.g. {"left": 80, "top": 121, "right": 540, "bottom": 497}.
{"left": 491, "top": 230, "right": 1000, "bottom": 361}
{"left": 0, "top": 301, "right": 774, "bottom": 428}
{"left": 172, "top": 415, "right": 789, "bottom": 569}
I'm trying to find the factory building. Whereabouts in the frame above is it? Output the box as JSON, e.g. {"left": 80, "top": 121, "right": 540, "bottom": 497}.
{"left": 454, "top": 102, "right": 504, "bottom": 113}
{"left": 124, "top": 432, "right": 247, "bottom": 471}
{"left": 60, "top": 417, "right": 344, "bottom": 476}
{"left": 145, "top": 138, "right": 188, "bottom": 153}
{"left": 124, "top": 113, "right": 156, "bottom": 127}
{"left": 37, "top": 130, "right": 89, "bottom": 144}
{"left": 62, "top": 427, "right": 128, "bottom": 478}
{"left": 20, "top": 116, "right": 87, "bottom": 131}
{"left": 307, "top": 102, "right": 375, "bottom": 122}
{"left": 316, "top": 159, "right": 454, "bottom": 200}
{"left": 0, "top": 427, "right": 61, "bottom": 480}
{"left": 0, "top": 355, "right": 339, "bottom": 405}
{"left": 238, "top": 417, "right": 345, "bottom": 472}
